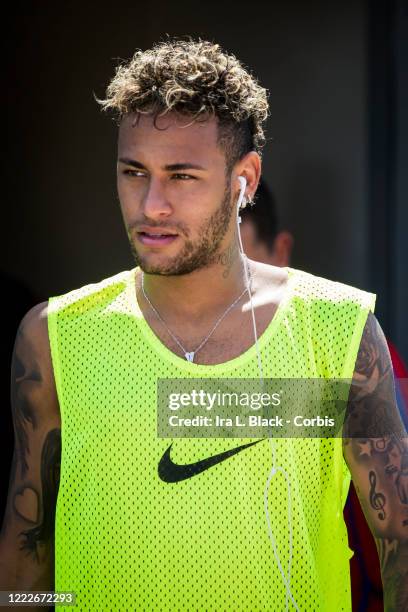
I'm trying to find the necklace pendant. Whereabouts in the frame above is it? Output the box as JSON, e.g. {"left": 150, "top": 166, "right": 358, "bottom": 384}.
{"left": 185, "top": 351, "right": 195, "bottom": 362}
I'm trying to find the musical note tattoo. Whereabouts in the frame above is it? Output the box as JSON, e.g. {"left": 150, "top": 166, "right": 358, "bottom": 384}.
{"left": 369, "top": 470, "right": 386, "bottom": 520}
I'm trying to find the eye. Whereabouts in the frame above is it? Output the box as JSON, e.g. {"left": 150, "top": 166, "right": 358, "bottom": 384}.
{"left": 122, "top": 169, "right": 146, "bottom": 177}
{"left": 171, "top": 173, "right": 196, "bottom": 181}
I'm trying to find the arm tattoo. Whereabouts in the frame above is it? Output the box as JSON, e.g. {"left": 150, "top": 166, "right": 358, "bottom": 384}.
{"left": 10, "top": 326, "right": 42, "bottom": 476}
{"left": 6, "top": 317, "right": 61, "bottom": 565}
{"left": 369, "top": 469, "right": 386, "bottom": 520}
{"left": 18, "top": 429, "right": 61, "bottom": 562}
{"left": 343, "top": 312, "right": 408, "bottom": 611}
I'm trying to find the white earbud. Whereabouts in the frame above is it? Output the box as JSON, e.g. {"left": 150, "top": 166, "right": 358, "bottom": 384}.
{"left": 237, "top": 175, "right": 247, "bottom": 210}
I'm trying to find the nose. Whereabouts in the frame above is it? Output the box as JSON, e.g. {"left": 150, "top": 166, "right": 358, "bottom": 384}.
{"left": 141, "top": 177, "right": 172, "bottom": 220}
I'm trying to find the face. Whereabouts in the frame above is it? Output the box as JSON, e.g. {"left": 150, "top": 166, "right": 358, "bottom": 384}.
{"left": 117, "top": 112, "right": 237, "bottom": 275}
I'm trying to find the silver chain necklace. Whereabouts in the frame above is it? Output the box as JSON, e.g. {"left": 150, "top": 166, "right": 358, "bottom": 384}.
{"left": 141, "top": 261, "right": 252, "bottom": 362}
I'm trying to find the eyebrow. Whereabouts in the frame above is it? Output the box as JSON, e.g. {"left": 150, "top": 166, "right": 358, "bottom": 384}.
{"left": 117, "top": 157, "right": 207, "bottom": 172}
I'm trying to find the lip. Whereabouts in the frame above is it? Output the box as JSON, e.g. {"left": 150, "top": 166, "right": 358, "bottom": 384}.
{"left": 137, "top": 225, "right": 178, "bottom": 236}
{"left": 136, "top": 231, "right": 179, "bottom": 247}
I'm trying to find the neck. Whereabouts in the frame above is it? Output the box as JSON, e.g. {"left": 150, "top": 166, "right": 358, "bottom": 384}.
{"left": 139, "top": 244, "right": 250, "bottom": 325}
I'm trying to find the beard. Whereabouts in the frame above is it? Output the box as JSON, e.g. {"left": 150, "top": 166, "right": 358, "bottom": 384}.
{"left": 127, "top": 177, "right": 234, "bottom": 275}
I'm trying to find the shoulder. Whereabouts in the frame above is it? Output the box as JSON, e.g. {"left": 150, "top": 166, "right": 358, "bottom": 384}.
{"left": 47, "top": 268, "right": 133, "bottom": 316}
{"left": 355, "top": 310, "right": 388, "bottom": 377}
{"left": 287, "top": 266, "right": 377, "bottom": 311}
{"left": 13, "top": 300, "right": 60, "bottom": 419}
{"left": 17, "top": 300, "right": 51, "bottom": 360}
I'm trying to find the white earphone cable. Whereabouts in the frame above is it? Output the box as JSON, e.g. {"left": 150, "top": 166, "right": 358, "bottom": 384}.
{"left": 236, "top": 176, "right": 299, "bottom": 611}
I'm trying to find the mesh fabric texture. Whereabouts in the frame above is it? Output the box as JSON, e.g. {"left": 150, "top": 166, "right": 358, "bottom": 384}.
{"left": 48, "top": 265, "right": 376, "bottom": 611}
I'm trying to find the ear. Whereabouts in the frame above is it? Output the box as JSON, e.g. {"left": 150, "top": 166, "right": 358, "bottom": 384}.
{"left": 234, "top": 152, "right": 261, "bottom": 200}
{"left": 271, "top": 231, "right": 294, "bottom": 267}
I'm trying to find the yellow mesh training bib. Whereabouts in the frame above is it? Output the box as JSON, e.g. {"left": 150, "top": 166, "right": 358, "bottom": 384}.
{"left": 47, "top": 266, "right": 376, "bottom": 611}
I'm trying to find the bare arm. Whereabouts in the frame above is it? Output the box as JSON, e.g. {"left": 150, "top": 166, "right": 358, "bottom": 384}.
{"left": 0, "top": 301, "right": 61, "bottom": 608}
{"left": 343, "top": 312, "right": 408, "bottom": 612}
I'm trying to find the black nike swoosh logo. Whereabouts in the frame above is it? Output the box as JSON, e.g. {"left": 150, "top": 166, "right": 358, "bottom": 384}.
{"left": 158, "top": 439, "right": 265, "bottom": 483}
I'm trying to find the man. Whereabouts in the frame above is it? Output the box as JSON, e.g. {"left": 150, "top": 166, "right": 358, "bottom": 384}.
{"left": 0, "top": 38, "right": 407, "bottom": 611}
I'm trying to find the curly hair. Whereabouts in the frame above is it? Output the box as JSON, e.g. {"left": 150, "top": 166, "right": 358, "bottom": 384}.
{"left": 95, "top": 37, "right": 269, "bottom": 172}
